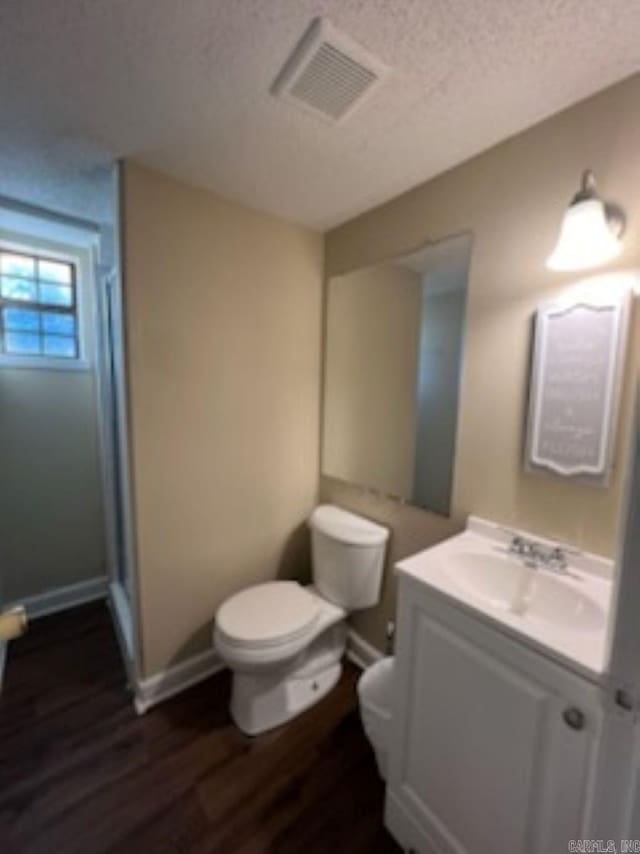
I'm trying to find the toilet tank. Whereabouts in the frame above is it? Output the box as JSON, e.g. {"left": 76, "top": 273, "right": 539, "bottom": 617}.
{"left": 309, "top": 505, "right": 389, "bottom": 610}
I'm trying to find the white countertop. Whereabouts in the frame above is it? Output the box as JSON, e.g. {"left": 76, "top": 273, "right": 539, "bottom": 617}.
{"left": 395, "top": 516, "right": 615, "bottom": 681}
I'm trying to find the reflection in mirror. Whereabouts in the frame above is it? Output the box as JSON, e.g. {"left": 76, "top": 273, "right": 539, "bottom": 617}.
{"left": 322, "top": 233, "right": 472, "bottom": 516}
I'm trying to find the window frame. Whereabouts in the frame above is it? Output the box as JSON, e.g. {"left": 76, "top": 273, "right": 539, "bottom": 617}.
{"left": 0, "top": 241, "right": 90, "bottom": 372}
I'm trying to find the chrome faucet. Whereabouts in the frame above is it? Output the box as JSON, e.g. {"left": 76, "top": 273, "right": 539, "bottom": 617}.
{"left": 509, "top": 535, "right": 536, "bottom": 566}
{"left": 508, "top": 536, "right": 569, "bottom": 574}
{"left": 543, "top": 546, "right": 569, "bottom": 573}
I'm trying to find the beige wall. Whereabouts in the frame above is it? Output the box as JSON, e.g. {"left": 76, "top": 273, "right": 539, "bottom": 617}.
{"left": 0, "top": 237, "right": 106, "bottom": 603}
{"left": 121, "top": 163, "right": 323, "bottom": 676}
{"left": 323, "top": 263, "right": 422, "bottom": 497}
{"left": 324, "top": 74, "right": 640, "bottom": 648}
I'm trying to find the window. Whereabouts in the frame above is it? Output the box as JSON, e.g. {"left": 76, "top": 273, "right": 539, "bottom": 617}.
{"left": 0, "top": 248, "right": 79, "bottom": 360}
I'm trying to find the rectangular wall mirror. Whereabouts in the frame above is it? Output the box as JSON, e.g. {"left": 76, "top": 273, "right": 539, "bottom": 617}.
{"left": 322, "top": 232, "right": 472, "bottom": 517}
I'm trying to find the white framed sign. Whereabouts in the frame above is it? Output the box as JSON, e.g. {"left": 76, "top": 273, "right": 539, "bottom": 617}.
{"left": 525, "top": 287, "right": 631, "bottom": 486}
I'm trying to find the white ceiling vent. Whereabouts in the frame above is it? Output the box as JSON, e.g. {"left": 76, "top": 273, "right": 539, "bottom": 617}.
{"left": 272, "top": 19, "right": 388, "bottom": 123}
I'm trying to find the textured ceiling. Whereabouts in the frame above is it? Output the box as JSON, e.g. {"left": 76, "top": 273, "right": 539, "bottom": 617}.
{"left": 1, "top": 0, "right": 639, "bottom": 228}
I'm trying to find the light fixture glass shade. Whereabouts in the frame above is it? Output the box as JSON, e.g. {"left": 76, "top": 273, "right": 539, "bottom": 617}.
{"left": 546, "top": 197, "right": 622, "bottom": 272}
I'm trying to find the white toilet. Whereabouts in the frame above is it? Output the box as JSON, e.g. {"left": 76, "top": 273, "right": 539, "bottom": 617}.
{"left": 214, "top": 504, "right": 389, "bottom": 735}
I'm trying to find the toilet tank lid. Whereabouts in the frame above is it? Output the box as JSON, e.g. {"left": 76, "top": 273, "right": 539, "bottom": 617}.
{"left": 309, "top": 504, "right": 389, "bottom": 547}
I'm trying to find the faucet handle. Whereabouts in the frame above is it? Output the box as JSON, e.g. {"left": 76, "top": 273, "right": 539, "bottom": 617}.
{"left": 546, "top": 546, "right": 568, "bottom": 572}
{"left": 509, "top": 535, "right": 533, "bottom": 557}
{"left": 509, "top": 535, "right": 524, "bottom": 554}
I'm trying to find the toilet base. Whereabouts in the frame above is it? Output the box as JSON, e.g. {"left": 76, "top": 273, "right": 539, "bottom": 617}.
{"left": 229, "top": 620, "right": 347, "bottom": 735}
{"left": 231, "top": 660, "right": 342, "bottom": 736}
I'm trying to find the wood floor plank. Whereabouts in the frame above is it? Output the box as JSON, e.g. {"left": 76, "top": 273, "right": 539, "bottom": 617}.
{"left": 0, "top": 602, "right": 399, "bottom": 853}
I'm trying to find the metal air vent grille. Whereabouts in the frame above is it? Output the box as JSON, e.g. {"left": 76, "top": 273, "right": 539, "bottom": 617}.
{"left": 272, "top": 19, "right": 387, "bottom": 123}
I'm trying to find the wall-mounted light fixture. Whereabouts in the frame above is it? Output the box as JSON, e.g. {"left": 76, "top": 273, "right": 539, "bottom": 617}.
{"left": 547, "top": 170, "right": 625, "bottom": 272}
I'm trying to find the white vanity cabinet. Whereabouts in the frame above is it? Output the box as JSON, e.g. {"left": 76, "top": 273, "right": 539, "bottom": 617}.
{"left": 385, "top": 574, "right": 605, "bottom": 854}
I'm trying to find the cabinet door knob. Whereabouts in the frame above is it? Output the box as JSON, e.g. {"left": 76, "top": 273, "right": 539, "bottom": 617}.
{"left": 563, "top": 706, "right": 585, "bottom": 730}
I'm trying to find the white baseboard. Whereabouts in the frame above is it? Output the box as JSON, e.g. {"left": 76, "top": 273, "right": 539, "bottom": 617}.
{"left": 8, "top": 576, "right": 108, "bottom": 620}
{"left": 135, "top": 647, "right": 225, "bottom": 715}
{"left": 134, "top": 627, "right": 383, "bottom": 715}
{"left": 346, "top": 628, "right": 384, "bottom": 670}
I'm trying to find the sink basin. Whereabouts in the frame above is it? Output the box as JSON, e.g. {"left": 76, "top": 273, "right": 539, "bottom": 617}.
{"left": 395, "top": 517, "right": 614, "bottom": 678}
{"left": 445, "top": 552, "right": 527, "bottom": 609}
{"left": 445, "top": 551, "right": 605, "bottom": 632}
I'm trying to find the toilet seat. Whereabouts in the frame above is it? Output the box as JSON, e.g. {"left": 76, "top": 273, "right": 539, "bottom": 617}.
{"left": 215, "top": 581, "right": 320, "bottom": 650}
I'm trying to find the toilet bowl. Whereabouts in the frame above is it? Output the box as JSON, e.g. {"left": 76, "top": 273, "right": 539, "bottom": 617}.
{"left": 213, "top": 505, "right": 389, "bottom": 735}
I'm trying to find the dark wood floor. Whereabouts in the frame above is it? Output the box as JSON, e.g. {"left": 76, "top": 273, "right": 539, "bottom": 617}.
{"left": 0, "top": 602, "right": 399, "bottom": 853}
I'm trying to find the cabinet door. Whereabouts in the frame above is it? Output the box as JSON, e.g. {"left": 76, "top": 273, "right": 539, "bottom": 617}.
{"left": 386, "top": 591, "right": 601, "bottom": 854}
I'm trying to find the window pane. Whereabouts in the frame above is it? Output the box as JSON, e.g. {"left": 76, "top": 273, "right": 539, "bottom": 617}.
{"left": 38, "top": 259, "right": 72, "bottom": 284}
{"left": 43, "top": 335, "right": 76, "bottom": 358}
{"left": 5, "top": 331, "right": 40, "bottom": 355}
{"left": 42, "top": 312, "right": 75, "bottom": 336}
{"left": 0, "top": 250, "right": 79, "bottom": 362}
{"left": 1, "top": 275, "right": 37, "bottom": 301}
{"left": 39, "top": 283, "right": 73, "bottom": 306}
{"left": 1, "top": 253, "right": 35, "bottom": 279}
{"left": 3, "top": 307, "right": 39, "bottom": 331}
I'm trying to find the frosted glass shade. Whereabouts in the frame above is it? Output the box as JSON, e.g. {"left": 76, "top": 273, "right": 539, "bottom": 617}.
{"left": 547, "top": 198, "right": 622, "bottom": 272}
